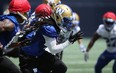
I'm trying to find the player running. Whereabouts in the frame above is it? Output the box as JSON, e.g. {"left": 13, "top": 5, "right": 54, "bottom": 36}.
{"left": 84, "top": 11, "right": 116, "bottom": 73}
{"left": 0, "top": 0, "right": 31, "bottom": 73}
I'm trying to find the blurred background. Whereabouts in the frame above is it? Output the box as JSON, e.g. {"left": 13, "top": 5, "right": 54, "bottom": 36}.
{"left": 1, "top": 0, "right": 116, "bottom": 37}
{"left": 1, "top": 0, "right": 116, "bottom": 73}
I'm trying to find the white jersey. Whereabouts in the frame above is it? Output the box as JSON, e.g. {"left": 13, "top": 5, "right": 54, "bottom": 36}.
{"left": 96, "top": 24, "right": 116, "bottom": 53}
{"left": 45, "top": 25, "right": 81, "bottom": 54}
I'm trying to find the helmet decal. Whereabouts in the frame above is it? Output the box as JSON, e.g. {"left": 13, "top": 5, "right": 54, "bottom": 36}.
{"left": 55, "top": 7, "right": 65, "bottom": 15}
{"left": 53, "top": 4, "right": 73, "bottom": 32}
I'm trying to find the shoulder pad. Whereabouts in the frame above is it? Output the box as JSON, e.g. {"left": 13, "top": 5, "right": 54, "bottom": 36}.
{"left": 41, "top": 24, "right": 58, "bottom": 38}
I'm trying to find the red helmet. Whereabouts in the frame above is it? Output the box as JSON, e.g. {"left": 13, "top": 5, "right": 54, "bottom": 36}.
{"left": 35, "top": 4, "right": 52, "bottom": 18}
{"left": 103, "top": 12, "right": 116, "bottom": 20}
{"left": 9, "top": 0, "right": 31, "bottom": 13}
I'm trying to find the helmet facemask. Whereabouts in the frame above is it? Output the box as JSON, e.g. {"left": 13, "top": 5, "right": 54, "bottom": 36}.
{"left": 17, "top": 10, "right": 31, "bottom": 25}
{"left": 58, "top": 17, "right": 74, "bottom": 32}
{"left": 103, "top": 18, "right": 115, "bottom": 31}
{"left": 35, "top": 14, "right": 51, "bottom": 23}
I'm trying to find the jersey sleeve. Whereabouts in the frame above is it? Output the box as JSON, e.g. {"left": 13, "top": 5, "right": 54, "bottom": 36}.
{"left": 0, "top": 15, "right": 19, "bottom": 25}
{"left": 72, "top": 25, "right": 81, "bottom": 35}
{"left": 41, "top": 25, "right": 58, "bottom": 38}
{"left": 96, "top": 24, "right": 104, "bottom": 36}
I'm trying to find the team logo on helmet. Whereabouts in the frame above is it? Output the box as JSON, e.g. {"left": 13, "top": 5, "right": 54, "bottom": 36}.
{"left": 55, "top": 7, "right": 65, "bottom": 15}
{"left": 53, "top": 4, "right": 73, "bottom": 32}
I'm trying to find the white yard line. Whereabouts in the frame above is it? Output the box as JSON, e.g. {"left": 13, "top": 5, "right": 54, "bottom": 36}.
{"left": 68, "top": 68, "right": 111, "bottom": 71}
{"left": 65, "top": 60, "right": 96, "bottom": 64}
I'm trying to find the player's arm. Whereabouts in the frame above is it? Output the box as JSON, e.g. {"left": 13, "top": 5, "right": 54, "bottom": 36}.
{"left": 77, "top": 38, "right": 82, "bottom": 44}
{"left": 0, "top": 19, "right": 14, "bottom": 32}
{"left": 86, "top": 32, "right": 100, "bottom": 52}
{"left": 77, "top": 38, "right": 86, "bottom": 52}
{"left": 84, "top": 32, "right": 100, "bottom": 61}
{"left": 5, "top": 30, "right": 34, "bottom": 48}
{"left": 3, "top": 31, "right": 32, "bottom": 54}
{"left": 71, "top": 26, "right": 86, "bottom": 52}
{"left": 43, "top": 35, "right": 70, "bottom": 54}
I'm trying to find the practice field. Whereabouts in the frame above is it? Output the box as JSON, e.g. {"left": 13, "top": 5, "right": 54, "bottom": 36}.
{"left": 10, "top": 38, "right": 113, "bottom": 73}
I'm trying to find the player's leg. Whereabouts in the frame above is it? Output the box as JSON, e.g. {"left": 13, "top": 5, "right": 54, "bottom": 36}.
{"left": 113, "top": 53, "right": 116, "bottom": 73}
{"left": 55, "top": 51, "right": 63, "bottom": 60}
{"left": 95, "top": 50, "right": 112, "bottom": 73}
{"left": 113, "top": 60, "right": 116, "bottom": 73}
{"left": 52, "top": 56, "right": 67, "bottom": 73}
{"left": 37, "top": 51, "right": 67, "bottom": 73}
{"left": 0, "top": 56, "right": 21, "bottom": 73}
{"left": 19, "top": 52, "right": 41, "bottom": 73}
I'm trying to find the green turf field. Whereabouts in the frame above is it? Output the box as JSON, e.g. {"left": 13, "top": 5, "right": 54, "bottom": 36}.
{"left": 9, "top": 38, "right": 113, "bottom": 73}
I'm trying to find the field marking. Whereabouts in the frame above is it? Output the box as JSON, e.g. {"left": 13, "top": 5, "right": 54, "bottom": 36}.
{"left": 65, "top": 60, "right": 96, "bottom": 64}
{"left": 68, "top": 68, "right": 112, "bottom": 71}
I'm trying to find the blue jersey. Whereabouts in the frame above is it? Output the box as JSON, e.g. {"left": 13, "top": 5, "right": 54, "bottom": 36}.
{"left": 21, "top": 24, "right": 58, "bottom": 56}
{"left": 0, "top": 15, "right": 20, "bottom": 47}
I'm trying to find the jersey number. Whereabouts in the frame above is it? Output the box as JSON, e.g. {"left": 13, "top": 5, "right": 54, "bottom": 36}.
{"left": 105, "top": 38, "right": 116, "bottom": 47}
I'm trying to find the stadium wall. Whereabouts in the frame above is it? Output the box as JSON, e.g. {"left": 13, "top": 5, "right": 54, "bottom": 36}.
{"left": 1, "top": 0, "right": 116, "bottom": 37}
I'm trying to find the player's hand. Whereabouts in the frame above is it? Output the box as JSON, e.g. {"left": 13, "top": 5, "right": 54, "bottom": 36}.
{"left": 0, "top": 43, "right": 3, "bottom": 56}
{"left": 69, "top": 31, "right": 83, "bottom": 44}
{"left": 0, "top": 42, "right": 3, "bottom": 49}
{"left": 84, "top": 51, "right": 89, "bottom": 62}
{"left": 69, "top": 31, "right": 77, "bottom": 44}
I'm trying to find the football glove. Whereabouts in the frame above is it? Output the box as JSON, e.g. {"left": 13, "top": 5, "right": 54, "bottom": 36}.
{"left": 69, "top": 31, "right": 83, "bottom": 43}
{"left": 84, "top": 51, "right": 89, "bottom": 62}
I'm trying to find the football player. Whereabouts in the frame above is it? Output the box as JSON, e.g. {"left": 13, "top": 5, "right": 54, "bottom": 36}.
{"left": 0, "top": 0, "right": 31, "bottom": 73}
{"left": 84, "top": 11, "right": 116, "bottom": 73}
{"left": 54, "top": 12, "right": 86, "bottom": 60}
{"left": 14, "top": 4, "right": 75, "bottom": 73}
{"left": 72, "top": 12, "right": 86, "bottom": 52}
